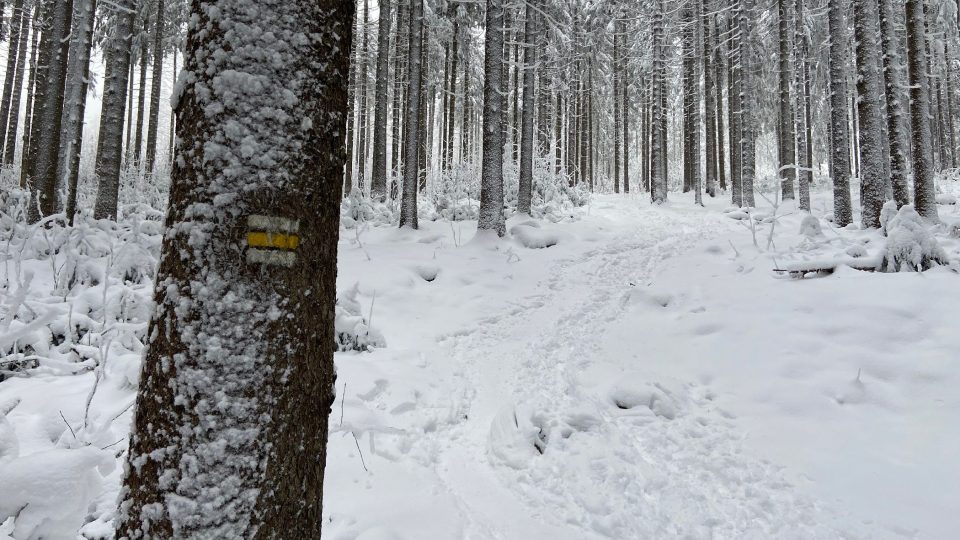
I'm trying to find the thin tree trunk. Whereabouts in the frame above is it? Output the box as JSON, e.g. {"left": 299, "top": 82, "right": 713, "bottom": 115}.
{"left": 517, "top": 0, "right": 536, "bottom": 214}
{"left": 479, "top": 0, "right": 506, "bottom": 235}
{"left": 399, "top": 0, "right": 423, "bottom": 228}
{"left": 356, "top": 0, "right": 369, "bottom": 193}
{"left": 17, "top": 4, "right": 40, "bottom": 185}
{"left": 651, "top": 0, "right": 668, "bottom": 203}
{"left": 370, "top": 0, "right": 391, "bottom": 201}
{"left": 704, "top": 1, "right": 718, "bottom": 197}
{"left": 60, "top": 0, "right": 98, "bottom": 224}
{"left": 134, "top": 15, "right": 148, "bottom": 168}
{"left": 728, "top": 2, "right": 743, "bottom": 207}
{"left": 613, "top": 21, "right": 621, "bottom": 194}
{"left": 2, "top": 1, "right": 28, "bottom": 166}
{"left": 144, "top": 0, "right": 164, "bottom": 174}
{"left": 623, "top": 24, "right": 630, "bottom": 194}
{"left": 739, "top": 0, "right": 756, "bottom": 208}
{"left": 906, "top": 0, "right": 938, "bottom": 219}
{"left": 168, "top": 49, "right": 176, "bottom": 165}
{"left": 853, "top": 0, "right": 886, "bottom": 228}
{"left": 0, "top": 0, "right": 25, "bottom": 163}
{"left": 93, "top": 1, "right": 135, "bottom": 220}
{"left": 124, "top": 59, "right": 134, "bottom": 165}
{"left": 777, "top": 0, "right": 796, "bottom": 201}
{"left": 27, "top": 0, "right": 73, "bottom": 222}
{"left": 828, "top": 0, "right": 853, "bottom": 226}
{"left": 795, "top": 0, "right": 811, "bottom": 210}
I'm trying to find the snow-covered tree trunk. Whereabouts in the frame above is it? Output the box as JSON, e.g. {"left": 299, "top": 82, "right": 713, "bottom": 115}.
{"left": 391, "top": 0, "right": 409, "bottom": 180}
{"left": 59, "top": 0, "right": 98, "bottom": 225}
{"left": 651, "top": 0, "right": 668, "bottom": 204}
{"left": 517, "top": 0, "right": 537, "bottom": 215}
{"left": 399, "top": 0, "right": 423, "bottom": 228}
{"left": 622, "top": 20, "right": 630, "bottom": 194}
{"left": 794, "top": 0, "right": 811, "bottom": 210}
{"left": 26, "top": 0, "right": 73, "bottom": 223}
{"left": 114, "top": 0, "right": 352, "bottom": 536}
{"left": 356, "top": 0, "right": 369, "bottom": 192}
{"left": 827, "top": 0, "right": 852, "bottom": 226}
{"left": 853, "top": 0, "right": 886, "bottom": 228}
{"left": 93, "top": 4, "right": 136, "bottom": 220}
{"left": 17, "top": 5, "right": 40, "bottom": 184}
{"left": 0, "top": 0, "right": 25, "bottom": 165}
{"left": 444, "top": 16, "right": 460, "bottom": 169}
{"left": 738, "top": 0, "right": 756, "bottom": 208}
{"left": 370, "top": 0, "right": 391, "bottom": 201}
{"left": 2, "top": 5, "right": 29, "bottom": 165}
{"left": 479, "top": 0, "right": 506, "bottom": 236}
{"left": 144, "top": 0, "right": 164, "bottom": 174}
{"left": 682, "top": 0, "right": 696, "bottom": 194}
{"left": 704, "top": 0, "right": 718, "bottom": 198}
{"left": 777, "top": 0, "right": 796, "bottom": 201}
{"left": 134, "top": 15, "right": 149, "bottom": 167}
{"left": 906, "top": 0, "right": 938, "bottom": 220}
{"left": 728, "top": 1, "right": 743, "bottom": 207}
{"left": 715, "top": 11, "right": 727, "bottom": 191}
{"left": 613, "top": 19, "right": 621, "bottom": 194}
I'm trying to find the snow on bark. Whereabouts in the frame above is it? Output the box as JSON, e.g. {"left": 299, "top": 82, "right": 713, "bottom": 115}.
{"left": 370, "top": 0, "right": 391, "bottom": 201}
{"left": 59, "top": 0, "right": 98, "bottom": 225}
{"left": 827, "top": 0, "right": 853, "bottom": 226}
{"left": 906, "top": 0, "right": 939, "bottom": 221}
{"left": 853, "top": 0, "right": 887, "bottom": 228}
{"left": 114, "top": 0, "right": 352, "bottom": 536}
{"left": 0, "top": 0, "right": 25, "bottom": 164}
{"left": 479, "top": 0, "right": 506, "bottom": 235}
{"left": 517, "top": 0, "right": 537, "bottom": 215}
{"left": 144, "top": 0, "right": 165, "bottom": 174}
{"left": 93, "top": 3, "right": 136, "bottom": 221}
{"left": 399, "top": 0, "right": 423, "bottom": 229}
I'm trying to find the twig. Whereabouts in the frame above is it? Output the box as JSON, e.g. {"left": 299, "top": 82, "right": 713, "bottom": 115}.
{"left": 339, "top": 382, "right": 346, "bottom": 427}
{"left": 352, "top": 432, "right": 368, "bottom": 472}
{"left": 59, "top": 410, "right": 77, "bottom": 440}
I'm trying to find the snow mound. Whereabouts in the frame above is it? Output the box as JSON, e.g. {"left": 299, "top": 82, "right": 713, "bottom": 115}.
{"left": 881, "top": 205, "right": 949, "bottom": 272}
{"left": 936, "top": 193, "right": 957, "bottom": 205}
{"left": 336, "top": 284, "right": 386, "bottom": 352}
{"left": 0, "top": 446, "right": 115, "bottom": 539}
{"left": 509, "top": 221, "right": 560, "bottom": 249}
{"left": 799, "top": 215, "right": 824, "bottom": 238}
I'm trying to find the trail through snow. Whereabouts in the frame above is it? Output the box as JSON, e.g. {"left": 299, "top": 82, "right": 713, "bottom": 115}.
{"left": 326, "top": 196, "right": 885, "bottom": 539}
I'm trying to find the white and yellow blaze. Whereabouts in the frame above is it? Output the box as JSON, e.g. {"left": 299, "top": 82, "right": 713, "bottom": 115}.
{"left": 245, "top": 214, "right": 300, "bottom": 267}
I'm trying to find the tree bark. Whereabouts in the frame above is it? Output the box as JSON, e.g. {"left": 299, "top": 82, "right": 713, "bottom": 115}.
{"left": 115, "top": 0, "right": 351, "bottom": 535}
{"left": 777, "top": 0, "right": 796, "bottom": 201}
{"left": 853, "top": 0, "right": 887, "bottom": 228}
{"left": 906, "top": 0, "right": 938, "bottom": 219}
{"left": 651, "top": 0, "right": 668, "bottom": 204}
{"left": 370, "top": 0, "right": 391, "bottom": 201}
{"left": 828, "top": 0, "right": 853, "bottom": 226}
{"left": 59, "top": 0, "right": 98, "bottom": 224}
{"left": 517, "top": 0, "right": 536, "bottom": 215}
{"left": 478, "top": 0, "right": 506, "bottom": 235}
{"left": 399, "top": 0, "right": 423, "bottom": 228}
{"left": 704, "top": 1, "right": 718, "bottom": 198}
{"left": 134, "top": 14, "right": 149, "bottom": 168}
{"left": 0, "top": 0, "right": 25, "bottom": 164}
{"left": 144, "top": 0, "right": 164, "bottom": 174}
{"left": 26, "top": 0, "right": 73, "bottom": 223}
{"left": 93, "top": 2, "right": 136, "bottom": 220}
{"left": 16, "top": 4, "right": 40, "bottom": 185}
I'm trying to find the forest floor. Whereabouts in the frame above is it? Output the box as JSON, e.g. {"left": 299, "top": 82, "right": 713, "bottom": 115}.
{"left": 2, "top": 185, "right": 959, "bottom": 538}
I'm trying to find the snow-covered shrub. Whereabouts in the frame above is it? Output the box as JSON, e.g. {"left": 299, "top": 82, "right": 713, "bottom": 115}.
{"left": 799, "top": 215, "right": 823, "bottom": 238}
{"left": 335, "top": 283, "right": 386, "bottom": 352}
{"left": 881, "top": 205, "right": 949, "bottom": 272}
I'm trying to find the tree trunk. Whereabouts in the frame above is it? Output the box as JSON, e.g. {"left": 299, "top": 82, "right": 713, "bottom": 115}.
{"left": 613, "top": 20, "right": 621, "bottom": 194}
{"left": 93, "top": 2, "right": 135, "bottom": 220}
{"left": 739, "top": 0, "right": 756, "bottom": 208}
{"left": 623, "top": 21, "right": 630, "bottom": 194}
{"left": 517, "top": 0, "right": 536, "bottom": 215}
{"left": 391, "top": 0, "right": 408, "bottom": 182}
{"left": 168, "top": 49, "right": 177, "bottom": 165}
{"left": 828, "top": 0, "right": 853, "bottom": 226}
{"left": 795, "top": 0, "right": 811, "bottom": 210}
{"left": 728, "top": 1, "right": 743, "bottom": 207}
{"left": 370, "top": 0, "right": 391, "bottom": 201}
{"left": 134, "top": 15, "right": 149, "bottom": 168}
{"left": 124, "top": 59, "right": 134, "bottom": 165}
{"left": 479, "top": 0, "right": 506, "bottom": 235}
{"left": 17, "top": 4, "right": 40, "bottom": 185}
{"left": 777, "top": 0, "right": 796, "bottom": 201}
{"left": 704, "top": 1, "right": 718, "bottom": 198}
{"left": 715, "top": 13, "right": 727, "bottom": 192}
{"left": 906, "top": 0, "right": 938, "bottom": 219}
{"left": 0, "top": 0, "right": 25, "bottom": 164}
{"left": 2, "top": 0, "right": 28, "bottom": 166}
{"left": 144, "top": 0, "right": 164, "bottom": 174}
{"left": 853, "top": 0, "right": 886, "bottom": 228}
{"left": 59, "top": 0, "right": 98, "bottom": 225}
{"left": 26, "top": 0, "right": 73, "bottom": 223}
{"left": 651, "top": 0, "right": 668, "bottom": 204}
{"left": 115, "top": 0, "right": 351, "bottom": 535}
{"left": 399, "top": 0, "right": 423, "bottom": 228}
{"left": 444, "top": 17, "right": 459, "bottom": 169}
{"left": 356, "top": 0, "right": 369, "bottom": 193}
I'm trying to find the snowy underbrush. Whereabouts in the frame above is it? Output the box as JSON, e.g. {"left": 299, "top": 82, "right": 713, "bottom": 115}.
{"left": 340, "top": 159, "right": 589, "bottom": 229}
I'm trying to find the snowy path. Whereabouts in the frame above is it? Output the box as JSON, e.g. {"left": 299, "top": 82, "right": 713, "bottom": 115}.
{"left": 392, "top": 199, "right": 872, "bottom": 539}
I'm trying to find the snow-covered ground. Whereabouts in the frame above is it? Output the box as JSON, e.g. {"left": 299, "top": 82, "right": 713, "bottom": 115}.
{"left": 2, "top": 184, "right": 959, "bottom": 538}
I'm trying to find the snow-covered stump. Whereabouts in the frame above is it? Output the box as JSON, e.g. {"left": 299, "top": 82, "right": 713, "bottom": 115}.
{"left": 880, "top": 203, "right": 949, "bottom": 272}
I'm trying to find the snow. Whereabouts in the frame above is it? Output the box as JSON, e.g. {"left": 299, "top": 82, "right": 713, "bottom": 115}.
{"left": 2, "top": 183, "right": 960, "bottom": 538}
